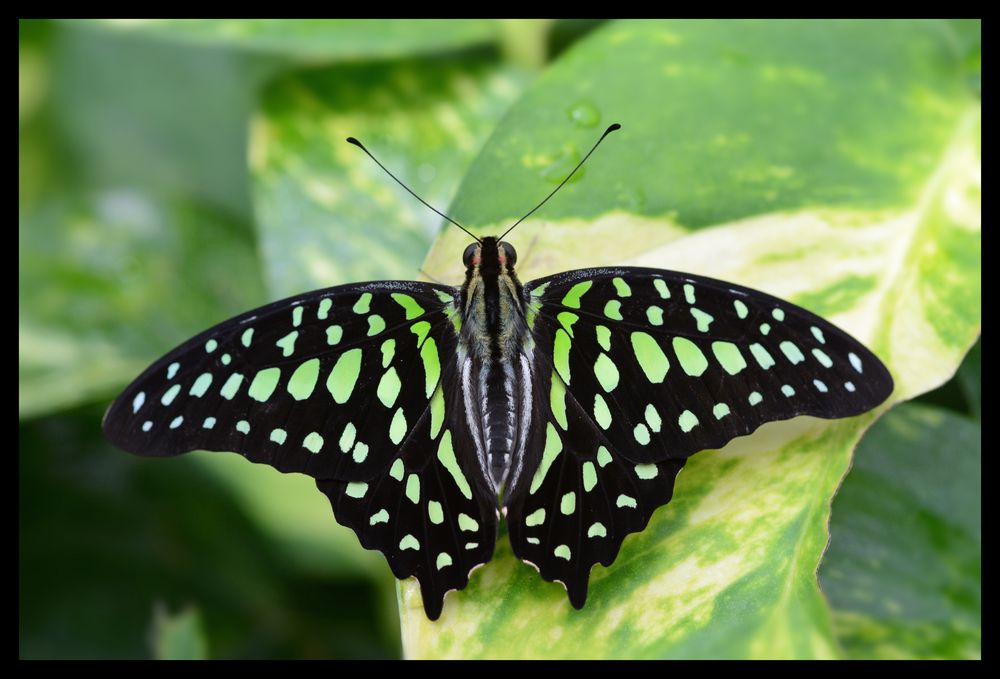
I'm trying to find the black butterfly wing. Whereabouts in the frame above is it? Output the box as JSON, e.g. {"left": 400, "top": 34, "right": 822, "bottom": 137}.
{"left": 505, "top": 266, "right": 893, "bottom": 607}
{"left": 103, "top": 281, "right": 497, "bottom": 620}
{"left": 315, "top": 344, "right": 499, "bottom": 621}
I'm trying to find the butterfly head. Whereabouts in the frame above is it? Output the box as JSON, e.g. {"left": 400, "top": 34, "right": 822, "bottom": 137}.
{"left": 462, "top": 236, "right": 517, "bottom": 277}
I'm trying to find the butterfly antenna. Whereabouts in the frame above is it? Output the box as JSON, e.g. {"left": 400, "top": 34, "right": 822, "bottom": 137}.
{"left": 346, "top": 137, "right": 482, "bottom": 244}
{"left": 499, "top": 123, "right": 620, "bottom": 241}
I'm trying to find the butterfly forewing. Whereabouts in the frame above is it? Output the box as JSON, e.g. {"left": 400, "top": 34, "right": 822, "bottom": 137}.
{"left": 103, "top": 281, "right": 459, "bottom": 482}
{"left": 522, "top": 267, "right": 893, "bottom": 465}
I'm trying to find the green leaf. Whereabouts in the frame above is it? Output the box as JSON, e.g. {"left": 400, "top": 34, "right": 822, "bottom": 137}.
{"left": 251, "top": 58, "right": 529, "bottom": 296}
{"left": 405, "top": 19, "right": 980, "bottom": 658}
{"left": 18, "top": 191, "right": 265, "bottom": 418}
{"left": 820, "top": 404, "right": 981, "bottom": 659}
{"left": 152, "top": 606, "right": 209, "bottom": 660}
{"left": 51, "top": 22, "right": 284, "bottom": 217}
{"left": 85, "top": 19, "right": 500, "bottom": 60}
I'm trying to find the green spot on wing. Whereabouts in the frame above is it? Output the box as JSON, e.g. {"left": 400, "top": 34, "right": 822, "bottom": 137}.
{"left": 189, "top": 372, "right": 212, "bottom": 397}
{"left": 437, "top": 431, "right": 472, "bottom": 500}
{"left": 550, "top": 374, "right": 568, "bottom": 429}
{"left": 597, "top": 446, "right": 612, "bottom": 468}
{"left": 249, "top": 367, "right": 281, "bottom": 402}
{"left": 711, "top": 341, "right": 747, "bottom": 375}
{"left": 554, "top": 545, "right": 571, "bottom": 560}
{"left": 161, "top": 384, "right": 181, "bottom": 406}
{"left": 631, "top": 331, "right": 669, "bottom": 383}
{"left": 406, "top": 474, "right": 420, "bottom": 504}
{"left": 303, "top": 432, "right": 324, "bottom": 453}
{"left": 390, "top": 458, "right": 405, "bottom": 481}
{"left": 339, "top": 423, "right": 356, "bottom": 453}
{"left": 612, "top": 277, "right": 632, "bottom": 297}
{"left": 593, "top": 393, "right": 612, "bottom": 429}
{"left": 713, "top": 402, "right": 731, "bottom": 419}
{"left": 390, "top": 408, "right": 407, "bottom": 445}
{"left": 353, "top": 292, "right": 372, "bottom": 314}
{"left": 369, "top": 509, "right": 389, "bottom": 526}
{"left": 240, "top": 328, "right": 253, "bottom": 348}
{"left": 220, "top": 373, "right": 243, "bottom": 400}
{"left": 428, "top": 501, "right": 444, "bottom": 525}
{"left": 594, "top": 353, "right": 620, "bottom": 392}
{"left": 557, "top": 311, "right": 579, "bottom": 335}
{"left": 678, "top": 410, "right": 699, "bottom": 432}
{"left": 287, "top": 358, "right": 320, "bottom": 400}
{"left": 812, "top": 348, "right": 833, "bottom": 368}
{"left": 529, "top": 424, "right": 562, "bottom": 494}
{"left": 458, "top": 513, "right": 479, "bottom": 532}
{"left": 690, "top": 307, "right": 714, "bottom": 332}
{"left": 429, "top": 387, "right": 445, "bottom": 438}
{"left": 588, "top": 522, "right": 607, "bottom": 538}
{"left": 750, "top": 343, "right": 776, "bottom": 369}
{"left": 381, "top": 339, "right": 396, "bottom": 368}
{"left": 326, "top": 325, "right": 343, "bottom": 345}
{"left": 317, "top": 298, "right": 332, "bottom": 320}
{"left": 654, "top": 278, "right": 670, "bottom": 299}
{"left": 377, "top": 367, "right": 401, "bottom": 408}
{"left": 604, "top": 299, "right": 623, "bottom": 320}
{"left": 635, "top": 463, "right": 658, "bottom": 480}
{"left": 367, "top": 314, "right": 386, "bottom": 336}
{"left": 236, "top": 420, "right": 250, "bottom": 434}
{"left": 270, "top": 428, "right": 287, "bottom": 445}
{"left": 327, "top": 348, "right": 362, "bottom": 404}
{"left": 561, "top": 280, "right": 592, "bottom": 308}
{"left": 674, "top": 337, "right": 708, "bottom": 376}
{"left": 391, "top": 292, "right": 425, "bottom": 320}
{"left": 616, "top": 494, "right": 637, "bottom": 509}
{"left": 526, "top": 508, "right": 546, "bottom": 527}
{"left": 634, "top": 423, "right": 651, "bottom": 445}
{"left": 346, "top": 482, "right": 368, "bottom": 498}
{"left": 560, "top": 491, "right": 576, "bottom": 515}
{"left": 292, "top": 305, "right": 303, "bottom": 327}
{"left": 553, "top": 329, "right": 572, "bottom": 384}
{"left": 411, "top": 320, "right": 431, "bottom": 346}
{"left": 596, "top": 325, "right": 611, "bottom": 351}
{"left": 780, "top": 341, "right": 805, "bottom": 364}
{"left": 734, "top": 299, "right": 749, "bottom": 319}
{"left": 583, "top": 461, "right": 597, "bottom": 492}
{"left": 436, "top": 552, "right": 453, "bottom": 570}
{"left": 276, "top": 330, "right": 299, "bottom": 357}
{"left": 644, "top": 403, "right": 662, "bottom": 432}
{"left": 420, "top": 338, "right": 440, "bottom": 398}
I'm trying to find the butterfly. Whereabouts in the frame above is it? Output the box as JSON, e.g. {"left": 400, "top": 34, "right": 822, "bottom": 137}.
{"left": 103, "top": 124, "right": 893, "bottom": 620}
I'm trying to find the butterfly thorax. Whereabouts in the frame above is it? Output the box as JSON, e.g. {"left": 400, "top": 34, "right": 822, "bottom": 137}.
{"left": 458, "top": 237, "right": 532, "bottom": 501}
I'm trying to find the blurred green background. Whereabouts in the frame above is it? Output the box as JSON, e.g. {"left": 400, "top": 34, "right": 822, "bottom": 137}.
{"left": 19, "top": 19, "right": 979, "bottom": 659}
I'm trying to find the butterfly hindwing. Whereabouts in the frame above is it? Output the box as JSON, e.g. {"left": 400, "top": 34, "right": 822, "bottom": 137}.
{"left": 504, "top": 355, "right": 686, "bottom": 607}
{"left": 504, "top": 266, "right": 893, "bottom": 607}
{"left": 316, "top": 342, "right": 498, "bottom": 621}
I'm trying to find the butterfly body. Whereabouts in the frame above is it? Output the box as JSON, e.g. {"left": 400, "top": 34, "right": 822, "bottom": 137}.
{"left": 457, "top": 237, "right": 532, "bottom": 496}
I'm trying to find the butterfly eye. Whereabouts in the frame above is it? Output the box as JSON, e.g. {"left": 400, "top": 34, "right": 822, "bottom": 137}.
{"left": 462, "top": 243, "right": 478, "bottom": 267}
{"left": 500, "top": 241, "right": 517, "bottom": 266}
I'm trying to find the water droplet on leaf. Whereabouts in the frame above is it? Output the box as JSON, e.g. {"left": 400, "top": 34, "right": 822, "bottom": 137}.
{"left": 567, "top": 101, "right": 600, "bottom": 128}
